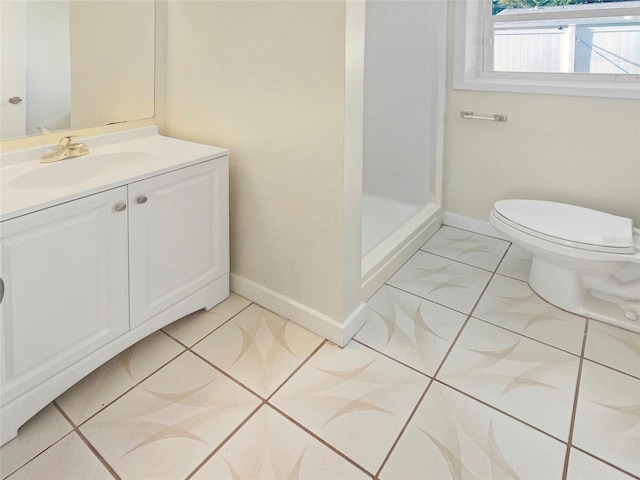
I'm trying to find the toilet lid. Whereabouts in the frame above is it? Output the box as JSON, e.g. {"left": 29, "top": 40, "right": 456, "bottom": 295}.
{"left": 494, "top": 200, "right": 635, "bottom": 253}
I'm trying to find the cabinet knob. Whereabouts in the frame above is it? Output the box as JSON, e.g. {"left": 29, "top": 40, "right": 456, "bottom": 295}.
{"left": 136, "top": 196, "right": 148, "bottom": 205}
{"left": 115, "top": 203, "right": 127, "bottom": 212}
{"left": 0, "top": 278, "right": 4, "bottom": 304}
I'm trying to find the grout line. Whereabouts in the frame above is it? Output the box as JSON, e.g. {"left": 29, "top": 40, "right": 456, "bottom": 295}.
{"left": 494, "top": 240, "right": 512, "bottom": 269}
{"left": 472, "top": 315, "right": 583, "bottom": 358}
{"left": 265, "top": 340, "right": 327, "bottom": 402}
{"left": 267, "top": 403, "right": 375, "bottom": 478}
{"left": 433, "top": 379, "right": 569, "bottom": 445}
{"left": 53, "top": 403, "right": 121, "bottom": 480}
{"left": 182, "top": 301, "right": 255, "bottom": 351}
{"left": 184, "top": 401, "right": 265, "bottom": 480}
{"left": 68, "top": 348, "right": 186, "bottom": 429}
{"left": 384, "top": 283, "right": 473, "bottom": 317}
{"left": 418, "top": 248, "right": 508, "bottom": 274}
{"left": 374, "top": 249, "right": 498, "bottom": 477}
{"left": 188, "top": 349, "right": 266, "bottom": 401}
{"left": 0, "top": 428, "right": 76, "bottom": 480}
{"left": 352, "top": 339, "right": 432, "bottom": 379}
{"left": 581, "top": 356, "right": 640, "bottom": 381}
{"left": 160, "top": 328, "right": 190, "bottom": 349}
{"left": 373, "top": 378, "right": 434, "bottom": 477}
{"left": 439, "top": 224, "right": 509, "bottom": 242}
{"left": 373, "top": 310, "right": 480, "bottom": 476}
{"left": 562, "top": 320, "right": 590, "bottom": 480}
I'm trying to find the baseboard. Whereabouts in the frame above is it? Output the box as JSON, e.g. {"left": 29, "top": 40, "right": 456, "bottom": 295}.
{"left": 230, "top": 273, "right": 366, "bottom": 347}
{"left": 442, "top": 211, "right": 503, "bottom": 238}
{"left": 361, "top": 203, "right": 442, "bottom": 301}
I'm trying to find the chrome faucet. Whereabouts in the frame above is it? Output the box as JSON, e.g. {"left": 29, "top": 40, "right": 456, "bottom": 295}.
{"left": 41, "top": 136, "right": 90, "bottom": 163}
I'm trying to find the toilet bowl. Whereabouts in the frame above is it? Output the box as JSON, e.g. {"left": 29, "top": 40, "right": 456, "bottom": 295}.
{"left": 489, "top": 199, "right": 640, "bottom": 332}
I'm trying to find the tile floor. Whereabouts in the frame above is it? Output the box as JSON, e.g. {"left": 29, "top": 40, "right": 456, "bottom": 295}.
{"left": 1, "top": 225, "right": 639, "bottom": 479}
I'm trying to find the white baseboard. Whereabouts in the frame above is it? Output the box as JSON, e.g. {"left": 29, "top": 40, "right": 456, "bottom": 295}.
{"left": 230, "top": 273, "right": 366, "bottom": 347}
{"left": 231, "top": 210, "right": 504, "bottom": 348}
{"left": 442, "top": 211, "right": 503, "bottom": 239}
{"left": 361, "top": 203, "right": 442, "bottom": 301}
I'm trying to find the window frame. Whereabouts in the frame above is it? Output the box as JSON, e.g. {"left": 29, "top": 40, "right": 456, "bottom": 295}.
{"left": 452, "top": 0, "right": 640, "bottom": 99}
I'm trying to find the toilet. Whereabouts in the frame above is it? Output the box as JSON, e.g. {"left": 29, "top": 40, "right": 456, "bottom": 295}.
{"left": 489, "top": 199, "right": 640, "bottom": 332}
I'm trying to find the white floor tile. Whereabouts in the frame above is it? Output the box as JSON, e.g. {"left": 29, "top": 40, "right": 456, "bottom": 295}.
{"left": 80, "top": 352, "right": 261, "bottom": 480}
{"left": 163, "top": 293, "right": 251, "bottom": 346}
{"left": 192, "top": 405, "right": 369, "bottom": 479}
{"left": 380, "top": 382, "right": 566, "bottom": 480}
{"left": 567, "top": 448, "right": 636, "bottom": 480}
{"left": 6, "top": 433, "right": 111, "bottom": 480}
{"left": 438, "top": 318, "right": 580, "bottom": 440}
{"left": 497, "top": 244, "right": 532, "bottom": 282}
{"left": 585, "top": 320, "right": 640, "bottom": 378}
{"left": 271, "top": 342, "right": 428, "bottom": 474}
{"left": 56, "top": 331, "right": 184, "bottom": 424}
{"left": 388, "top": 251, "right": 492, "bottom": 314}
{"left": 474, "top": 274, "right": 586, "bottom": 354}
{"left": 192, "top": 304, "right": 324, "bottom": 397}
{"left": 0, "top": 404, "right": 72, "bottom": 479}
{"left": 573, "top": 360, "right": 640, "bottom": 477}
{"left": 355, "top": 285, "right": 466, "bottom": 376}
{"left": 420, "top": 226, "right": 509, "bottom": 271}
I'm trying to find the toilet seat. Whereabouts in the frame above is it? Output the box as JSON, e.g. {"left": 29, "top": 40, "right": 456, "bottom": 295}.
{"left": 493, "top": 200, "right": 635, "bottom": 254}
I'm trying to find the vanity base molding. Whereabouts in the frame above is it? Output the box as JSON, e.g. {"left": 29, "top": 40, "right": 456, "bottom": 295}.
{"left": 0, "top": 275, "right": 228, "bottom": 446}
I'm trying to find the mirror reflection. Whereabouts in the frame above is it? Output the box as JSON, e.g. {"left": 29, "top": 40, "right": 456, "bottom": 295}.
{"left": 0, "top": 0, "right": 155, "bottom": 141}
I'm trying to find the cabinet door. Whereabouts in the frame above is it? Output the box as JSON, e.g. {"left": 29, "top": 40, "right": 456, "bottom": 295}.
{"left": 128, "top": 159, "right": 229, "bottom": 328}
{"left": 0, "top": 187, "right": 129, "bottom": 405}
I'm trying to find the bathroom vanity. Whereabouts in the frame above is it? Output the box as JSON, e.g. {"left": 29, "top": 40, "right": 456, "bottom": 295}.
{"left": 0, "top": 127, "right": 229, "bottom": 445}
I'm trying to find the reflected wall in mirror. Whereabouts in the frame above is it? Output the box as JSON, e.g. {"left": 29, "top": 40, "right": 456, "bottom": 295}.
{"left": 0, "top": 0, "right": 155, "bottom": 141}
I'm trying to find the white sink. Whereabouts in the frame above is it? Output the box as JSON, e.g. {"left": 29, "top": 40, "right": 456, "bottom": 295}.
{"left": 10, "top": 152, "right": 154, "bottom": 190}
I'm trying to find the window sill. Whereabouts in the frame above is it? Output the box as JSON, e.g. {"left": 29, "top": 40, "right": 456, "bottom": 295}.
{"left": 453, "top": 72, "right": 640, "bottom": 99}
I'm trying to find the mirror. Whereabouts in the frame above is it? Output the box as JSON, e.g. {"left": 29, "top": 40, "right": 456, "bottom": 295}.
{"left": 0, "top": 0, "right": 155, "bottom": 141}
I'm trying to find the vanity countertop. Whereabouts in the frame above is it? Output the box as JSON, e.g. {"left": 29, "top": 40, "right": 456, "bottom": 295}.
{"left": 0, "top": 127, "right": 228, "bottom": 222}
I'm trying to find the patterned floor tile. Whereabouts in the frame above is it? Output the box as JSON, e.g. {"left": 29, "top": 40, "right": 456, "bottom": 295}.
{"left": 163, "top": 293, "right": 251, "bottom": 347}
{"left": 355, "top": 285, "right": 467, "bottom": 376}
{"left": 474, "top": 274, "right": 586, "bottom": 354}
{"left": 192, "top": 405, "right": 369, "bottom": 479}
{"left": 271, "top": 342, "right": 428, "bottom": 474}
{"left": 584, "top": 320, "right": 640, "bottom": 378}
{"left": 437, "top": 318, "right": 580, "bottom": 440}
{"left": 567, "top": 448, "right": 636, "bottom": 480}
{"left": 6, "top": 432, "right": 111, "bottom": 480}
{"left": 420, "top": 226, "right": 509, "bottom": 271}
{"left": 0, "top": 404, "right": 72, "bottom": 479}
{"left": 80, "top": 352, "right": 261, "bottom": 480}
{"left": 56, "top": 332, "right": 185, "bottom": 425}
{"left": 388, "top": 251, "right": 492, "bottom": 314}
{"left": 573, "top": 360, "right": 640, "bottom": 477}
{"left": 496, "top": 244, "right": 532, "bottom": 282}
{"left": 192, "top": 304, "right": 324, "bottom": 397}
{"left": 379, "top": 382, "right": 565, "bottom": 480}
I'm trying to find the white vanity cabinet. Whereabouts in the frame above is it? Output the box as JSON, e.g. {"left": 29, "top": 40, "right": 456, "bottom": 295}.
{"left": 0, "top": 150, "right": 229, "bottom": 446}
{"left": 128, "top": 160, "right": 229, "bottom": 328}
{"left": 0, "top": 187, "right": 130, "bottom": 408}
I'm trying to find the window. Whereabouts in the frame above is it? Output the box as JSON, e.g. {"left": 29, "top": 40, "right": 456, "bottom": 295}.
{"left": 453, "top": 0, "right": 640, "bottom": 98}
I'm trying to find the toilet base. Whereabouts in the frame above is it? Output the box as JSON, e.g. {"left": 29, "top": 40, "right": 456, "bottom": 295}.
{"left": 529, "top": 255, "right": 640, "bottom": 332}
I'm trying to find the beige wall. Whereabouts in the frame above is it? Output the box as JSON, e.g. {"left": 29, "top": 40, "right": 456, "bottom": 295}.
{"left": 444, "top": 8, "right": 640, "bottom": 226}
{"left": 69, "top": 1, "right": 155, "bottom": 129}
{"left": 164, "top": 1, "right": 361, "bottom": 326}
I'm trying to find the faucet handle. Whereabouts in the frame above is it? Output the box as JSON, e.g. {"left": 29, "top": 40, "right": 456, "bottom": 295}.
{"left": 59, "top": 135, "right": 77, "bottom": 147}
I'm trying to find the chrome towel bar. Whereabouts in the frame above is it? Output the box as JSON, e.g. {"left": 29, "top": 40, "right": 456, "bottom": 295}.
{"left": 461, "top": 111, "right": 507, "bottom": 122}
